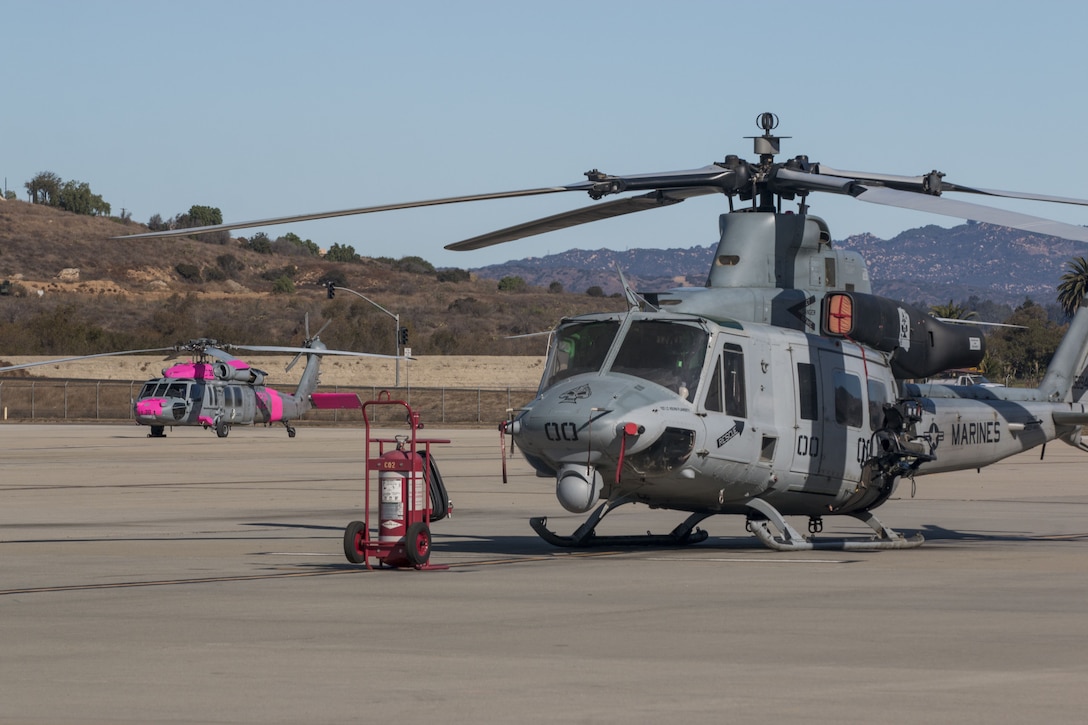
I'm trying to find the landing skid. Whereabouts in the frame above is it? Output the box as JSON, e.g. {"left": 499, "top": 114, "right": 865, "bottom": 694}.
{"left": 745, "top": 498, "right": 924, "bottom": 551}
{"left": 529, "top": 498, "right": 711, "bottom": 548}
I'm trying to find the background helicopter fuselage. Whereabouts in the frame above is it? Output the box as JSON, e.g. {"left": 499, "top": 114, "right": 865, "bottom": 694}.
{"left": 134, "top": 359, "right": 295, "bottom": 433}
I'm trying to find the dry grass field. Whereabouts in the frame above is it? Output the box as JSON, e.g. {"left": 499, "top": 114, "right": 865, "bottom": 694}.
{"left": 0, "top": 355, "right": 545, "bottom": 426}
{"left": 0, "top": 354, "right": 546, "bottom": 389}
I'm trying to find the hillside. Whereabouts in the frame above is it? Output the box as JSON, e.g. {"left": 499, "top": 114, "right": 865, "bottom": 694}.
{"left": 0, "top": 199, "right": 625, "bottom": 358}
{"left": 469, "top": 221, "right": 1084, "bottom": 306}
{"left": 3, "top": 198, "right": 1082, "bottom": 363}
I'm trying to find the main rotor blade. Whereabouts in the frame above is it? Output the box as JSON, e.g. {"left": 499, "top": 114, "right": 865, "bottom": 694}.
{"left": 940, "top": 183, "right": 1088, "bottom": 207}
{"left": 114, "top": 186, "right": 589, "bottom": 240}
{"left": 856, "top": 185, "right": 1088, "bottom": 243}
{"left": 809, "top": 165, "right": 929, "bottom": 191}
{"left": 230, "top": 344, "right": 403, "bottom": 359}
{"left": 815, "top": 164, "right": 1088, "bottom": 207}
{"left": 445, "top": 187, "right": 718, "bottom": 251}
{"left": 200, "top": 346, "right": 237, "bottom": 363}
{"left": 0, "top": 348, "right": 175, "bottom": 373}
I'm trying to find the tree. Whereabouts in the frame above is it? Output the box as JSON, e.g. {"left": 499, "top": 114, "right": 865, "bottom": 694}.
{"left": 984, "top": 299, "right": 1065, "bottom": 382}
{"left": 1057, "top": 257, "right": 1088, "bottom": 318}
{"left": 57, "top": 180, "right": 110, "bottom": 216}
{"left": 325, "top": 243, "right": 360, "bottom": 263}
{"left": 497, "top": 275, "right": 528, "bottom": 292}
{"left": 243, "top": 233, "right": 273, "bottom": 254}
{"left": 930, "top": 300, "right": 978, "bottom": 321}
{"left": 548, "top": 281, "right": 564, "bottom": 294}
{"left": 436, "top": 268, "right": 471, "bottom": 283}
{"left": 25, "top": 171, "right": 62, "bottom": 205}
{"left": 187, "top": 205, "right": 223, "bottom": 227}
{"left": 586, "top": 285, "right": 605, "bottom": 297}
{"left": 393, "top": 255, "right": 436, "bottom": 274}
{"left": 274, "top": 232, "right": 320, "bottom": 257}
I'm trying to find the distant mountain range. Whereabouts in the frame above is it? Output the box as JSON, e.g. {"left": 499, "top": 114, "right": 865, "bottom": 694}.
{"left": 469, "top": 221, "right": 1084, "bottom": 307}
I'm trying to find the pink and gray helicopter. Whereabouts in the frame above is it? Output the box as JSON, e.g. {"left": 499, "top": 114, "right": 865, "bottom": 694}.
{"left": 0, "top": 327, "right": 399, "bottom": 438}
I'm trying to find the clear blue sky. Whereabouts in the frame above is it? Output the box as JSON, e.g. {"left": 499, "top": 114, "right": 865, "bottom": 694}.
{"left": 5, "top": 0, "right": 1088, "bottom": 268}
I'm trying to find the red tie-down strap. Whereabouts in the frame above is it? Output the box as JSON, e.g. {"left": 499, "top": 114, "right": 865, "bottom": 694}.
{"left": 616, "top": 422, "right": 640, "bottom": 485}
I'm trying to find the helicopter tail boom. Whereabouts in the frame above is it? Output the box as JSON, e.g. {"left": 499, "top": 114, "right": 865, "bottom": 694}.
{"left": 1038, "top": 298, "right": 1088, "bottom": 402}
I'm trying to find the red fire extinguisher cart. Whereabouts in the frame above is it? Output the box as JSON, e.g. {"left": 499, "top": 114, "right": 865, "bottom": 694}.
{"left": 342, "top": 393, "right": 450, "bottom": 570}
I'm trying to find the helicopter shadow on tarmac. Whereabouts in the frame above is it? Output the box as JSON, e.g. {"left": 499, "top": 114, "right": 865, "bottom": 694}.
{"left": 915, "top": 524, "right": 1088, "bottom": 544}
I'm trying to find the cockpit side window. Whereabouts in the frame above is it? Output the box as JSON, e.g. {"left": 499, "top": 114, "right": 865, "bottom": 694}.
{"left": 703, "top": 343, "right": 747, "bottom": 416}
{"left": 544, "top": 320, "right": 620, "bottom": 388}
{"left": 609, "top": 320, "right": 708, "bottom": 402}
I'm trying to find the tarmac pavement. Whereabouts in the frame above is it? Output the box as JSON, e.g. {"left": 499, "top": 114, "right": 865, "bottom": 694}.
{"left": 2, "top": 422, "right": 1087, "bottom": 724}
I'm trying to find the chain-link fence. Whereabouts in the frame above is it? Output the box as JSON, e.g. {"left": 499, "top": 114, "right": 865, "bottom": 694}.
{"left": 0, "top": 380, "right": 538, "bottom": 427}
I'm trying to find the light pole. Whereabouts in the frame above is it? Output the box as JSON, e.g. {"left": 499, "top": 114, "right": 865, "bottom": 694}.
{"left": 326, "top": 283, "right": 403, "bottom": 387}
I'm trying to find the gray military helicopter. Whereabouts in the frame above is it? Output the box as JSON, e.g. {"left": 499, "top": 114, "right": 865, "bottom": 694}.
{"left": 118, "top": 114, "right": 1088, "bottom": 549}
{"left": 0, "top": 323, "right": 400, "bottom": 438}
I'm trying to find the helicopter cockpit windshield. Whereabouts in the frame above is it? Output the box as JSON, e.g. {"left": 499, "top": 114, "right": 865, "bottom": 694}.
{"left": 138, "top": 380, "right": 206, "bottom": 403}
{"left": 544, "top": 319, "right": 621, "bottom": 388}
{"left": 609, "top": 319, "right": 708, "bottom": 402}
{"left": 543, "top": 316, "right": 709, "bottom": 402}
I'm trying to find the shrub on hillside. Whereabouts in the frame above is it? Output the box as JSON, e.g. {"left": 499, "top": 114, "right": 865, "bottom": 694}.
{"left": 175, "top": 263, "right": 201, "bottom": 283}
{"left": 271, "top": 275, "right": 295, "bottom": 294}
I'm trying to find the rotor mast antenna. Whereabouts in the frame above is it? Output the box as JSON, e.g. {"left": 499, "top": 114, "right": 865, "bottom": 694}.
{"left": 745, "top": 112, "right": 790, "bottom": 211}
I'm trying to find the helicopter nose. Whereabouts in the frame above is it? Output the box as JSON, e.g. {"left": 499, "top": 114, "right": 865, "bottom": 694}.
{"left": 135, "top": 398, "right": 186, "bottom": 422}
{"left": 134, "top": 398, "right": 166, "bottom": 418}
{"left": 515, "top": 375, "right": 671, "bottom": 469}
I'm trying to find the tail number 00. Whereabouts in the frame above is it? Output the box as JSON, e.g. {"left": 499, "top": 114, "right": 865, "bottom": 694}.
{"left": 544, "top": 422, "right": 579, "bottom": 442}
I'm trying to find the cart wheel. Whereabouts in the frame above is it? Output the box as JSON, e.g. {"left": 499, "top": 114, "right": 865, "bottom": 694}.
{"left": 405, "top": 522, "right": 431, "bottom": 567}
{"left": 344, "top": 520, "right": 368, "bottom": 564}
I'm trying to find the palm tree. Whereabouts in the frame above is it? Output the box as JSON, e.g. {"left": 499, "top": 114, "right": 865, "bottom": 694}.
{"left": 1057, "top": 257, "right": 1088, "bottom": 318}
{"left": 930, "top": 300, "right": 978, "bottom": 321}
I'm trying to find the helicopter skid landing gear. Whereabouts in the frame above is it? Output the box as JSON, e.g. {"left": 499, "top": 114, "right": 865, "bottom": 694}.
{"left": 530, "top": 498, "right": 711, "bottom": 548}
{"left": 745, "top": 498, "right": 924, "bottom": 551}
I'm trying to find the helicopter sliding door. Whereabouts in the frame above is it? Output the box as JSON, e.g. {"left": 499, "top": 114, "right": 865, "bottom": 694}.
{"left": 787, "top": 347, "right": 868, "bottom": 495}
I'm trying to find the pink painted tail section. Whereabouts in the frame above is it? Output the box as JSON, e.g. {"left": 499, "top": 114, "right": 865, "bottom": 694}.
{"left": 310, "top": 392, "right": 363, "bottom": 410}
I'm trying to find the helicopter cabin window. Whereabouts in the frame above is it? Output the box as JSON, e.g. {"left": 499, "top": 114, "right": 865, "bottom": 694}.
{"left": 833, "top": 371, "right": 864, "bottom": 428}
{"left": 867, "top": 379, "right": 887, "bottom": 431}
{"left": 225, "top": 386, "right": 243, "bottom": 407}
{"left": 797, "top": 363, "right": 818, "bottom": 421}
{"left": 703, "top": 343, "right": 747, "bottom": 417}
{"left": 544, "top": 320, "right": 621, "bottom": 388}
{"left": 609, "top": 320, "right": 708, "bottom": 402}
